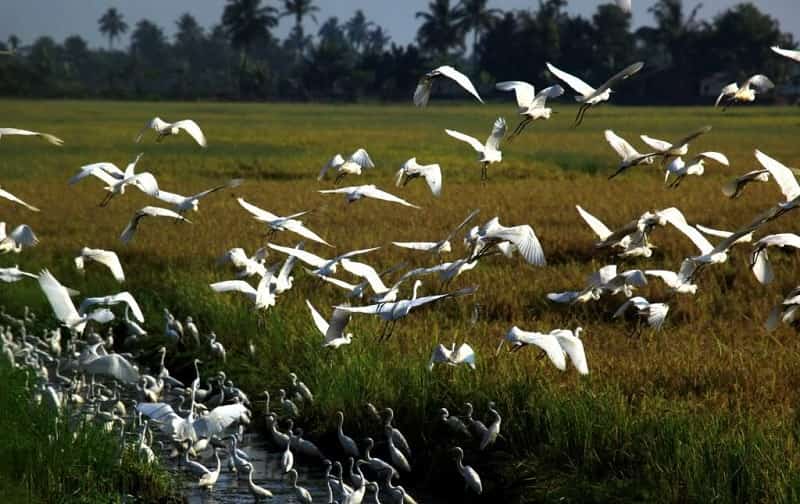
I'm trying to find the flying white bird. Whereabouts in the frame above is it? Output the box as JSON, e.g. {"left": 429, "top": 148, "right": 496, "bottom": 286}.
{"left": 722, "top": 169, "right": 770, "bottom": 199}
{"left": 605, "top": 130, "right": 656, "bottom": 179}
{"left": 428, "top": 342, "right": 476, "bottom": 371}
{"left": 640, "top": 125, "right": 712, "bottom": 163}
{"left": 135, "top": 117, "right": 207, "bottom": 147}
{"left": 318, "top": 148, "right": 375, "bottom": 184}
{"left": 0, "top": 223, "right": 38, "bottom": 253}
{"left": 695, "top": 224, "right": 754, "bottom": 247}
{"left": 411, "top": 258, "right": 479, "bottom": 284}
{"left": 81, "top": 353, "right": 140, "bottom": 384}
{"left": 548, "top": 265, "right": 645, "bottom": 304}
{"left": 393, "top": 208, "right": 480, "bottom": 255}
{"left": 467, "top": 216, "right": 546, "bottom": 266}
{"left": 664, "top": 152, "right": 729, "bottom": 188}
{"left": 0, "top": 127, "right": 63, "bottom": 146}
{"left": 79, "top": 292, "right": 144, "bottom": 326}
{"left": 495, "top": 81, "right": 564, "bottom": 139}
{"left": 120, "top": 206, "right": 191, "bottom": 244}
{"left": 306, "top": 300, "right": 353, "bottom": 349}
{"left": 210, "top": 273, "right": 277, "bottom": 311}
{"left": 445, "top": 117, "right": 506, "bottom": 180}
{"left": 267, "top": 242, "right": 379, "bottom": 276}
{"left": 74, "top": 247, "right": 125, "bottom": 283}
{"left": 614, "top": 297, "right": 669, "bottom": 331}
{"left": 715, "top": 75, "right": 774, "bottom": 108}
{"left": 755, "top": 149, "right": 800, "bottom": 205}
{"left": 414, "top": 65, "right": 483, "bottom": 107}
{"left": 319, "top": 184, "right": 420, "bottom": 208}
{"left": 772, "top": 46, "right": 800, "bottom": 63}
{"left": 69, "top": 154, "right": 159, "bottom": 206}
{"left": 546, "top": 61, "right": 644, "bottom": 126}
{"left": 0, "top": 186, "right": 39, "bottom": 212}
{"left": 750, "top": 233, "right": 800, "bottom": 285}
{"left": 237, "top": 197, "right": 332, "bottom": 246}
{"left": 155, "top": 179, "right": 242, "bottom": 213}
{"left": 395, "top": 157, "right": 442, "bottom": 196}
{"left": 0, "top": 266, "right": 37, "bottom": 283}
{"left": 644, "top": 260, "right": 699, "bottom": 295}
{"left": 37, "top": 269, "right": 114, "bottom": 334}
{"left": 217, "top": 247, "right": 268, "bottom": 278}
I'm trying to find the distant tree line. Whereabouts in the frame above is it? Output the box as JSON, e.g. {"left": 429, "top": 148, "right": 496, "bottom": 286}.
{"left": 0, "top": 0, "right": 796, "bottom": 104}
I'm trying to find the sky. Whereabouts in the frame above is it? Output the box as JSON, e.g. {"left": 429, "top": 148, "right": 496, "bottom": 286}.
{"left": 0, "top": 0, "right": 797, "bottom": 49}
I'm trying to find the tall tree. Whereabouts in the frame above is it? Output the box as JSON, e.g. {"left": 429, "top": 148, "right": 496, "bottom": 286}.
{"left": 344, "top": 10, "right": 374, "bottom": 52}
{"left": 592, "top": 3, "right": 634, "bottom": 74}
{"left": 415, "top": 0, "right": 465, "bottom": 58}
{"left": 455, "top": 0, "right": 500, "bottom": 66}
{"left": 222, "top": 0, "right": 278, "bottom": 96}
{"left": 7, "top": 35, "right": 20, "bottom": 52}
{"left": 98, "top": 8, "right": 128, "bottom": 50}
{"left": 281, "top": 0, "right": 318, "bottom": 30}
{"left": 175, "top": 13, "right": 204, "bottom": 47}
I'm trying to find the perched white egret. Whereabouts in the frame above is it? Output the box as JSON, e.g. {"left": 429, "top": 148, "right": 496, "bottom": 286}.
{"left": 385, "top": 424, "right": 411, "bottom": 473}
{"left": 605, "top": 130, "right": 656, "bottom": 179}
{"left": 414, "top": 65, "right": 483, "bottom": 107}
{"left": 664, "top": 152, "right": 729, "bottom": 188}
{"left": 281, "top": 425, "right": 294, "bottom": 473}
{"left": 0, "top": 223, "right": 38, "bottom": 253}
{"left": 335, "top": 410, "right": 360, "bottom": 458}
{"left": 237, "top": 197, "right": 331, "bottom": 246}
{"left": 453, "top": 447, "right": 482, "bottom": 494}
{"left": 614, "top": 297, "right": 669, "bottom": 331}
{"left": 155, "top": 179, "right": 242, "bottom": 214}
{"left": 468, "top": 216, "right": 546, "bottom": 266}
{"left": 319, "top": 184, "right": 420, "bottom": 208}
{"left": 0, "top": 127, "right": 63, "bottom": 146}
{"left": 480, "top": 402, "right": 501, "bottom": 451}
{"left": 208, "top": 332, "right": 226, "bottom": 362}
{"left": 136, "top": 117, "right": 206, "bottom": 147}
{"left": 496, "top": 81, "right": 563, "bottom": 139}
{"left": 445, "top": 117, "right": 506, "bottom": 180}
{"left": 772, "top": 46, "right": 800, "bottom": 63}
{"left": 287, "top": 469, "right": 313, "bottom": 504}
{"left": 546, "top": 61, "right": 644, "bottom": 126}
{"left": 306, "top": 300, "right": 353, "bottom": 348}
{"left": 198, "top": 448, "right": 221, "bottom": 490}
{"left": 218, "top": 247, "right": 268, "bottom": 278}
{"left": 0, "top": 265, "right": 37, "bottom": 283}
{"left": 279, "top": 389, "right": 299, "bottom": 418}
{"left": 750, "top": 233, "right": 800, "bottom": 285}
{"left": 722, "top": 169, "right": 770, "bottom": 199}
{"left": 393, "top": 208, "right": 479, "bottom": 258}
{"left": 244, "top": 463, "right": 273, "bottom": 500}
{"left": 37, "top": 269, "right": 114, "bottom": 334}
{"left": 715, "top": 75, "right": 774, "bottom": 108}
{"left": 209, "top": 273, "right": 276, "bottom": 311}
{"left": 319, "top": 148, "right": 375, "bottom": 183}
{"left": 74, "top": 247, "right": 125, "bottom": 283}
{"left": 268, "top": 242, "right": 379, "bottom": 276}
{"left": 120, "top": 206, "right": 191, "bottom": 244}
{"left": 428, "top": 342, "right": 476, "bottom": 371}
{"left": 0, "top": 186, "right": 39, "bottom": 212}
{"left": 395, "top": 157, "right": 442, "bottom": 196}
{"left": 640, "top": 125, "right": 712, "bottom": 163}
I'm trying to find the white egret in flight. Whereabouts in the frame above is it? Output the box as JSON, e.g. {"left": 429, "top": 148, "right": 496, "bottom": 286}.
{"left": 428, "top": 342, "right": 476, "bottom": 371}
{"left": 69, "top": 153, "right": 159, "bottom": 206}
{"left": 0, "top": 223, "right": 38, "bottom": 254}
{"left": 645, "top": 259, "right": 699, "bottom": 295}
{"left": 393, "top": 208, "right": 479, "bottom": 255}
{"left": 722, "top": 169, "right": 770, "bottom": 199}
{"left": 605, "top": 129, "right": 655, "bottom": 179}
{"left": 37, "top": 269, "right": 114, "bottom": 334}
{"left": 0, "top": 127, "right": 63, "bottom": 146}
{"left": 445, "top": 117, "right": 506, "bottom": 180}
{"left": 546, "top": 61, "right": 644, "bottom": 126}
{"left": 414, "top": 65, "right": 483, "bottom": 107}
{"left": 135, "top": 117, "right": 207, "bottom": 147}
{"left": 79, "top": 292, "right": 144, "bottom": 323}
{"left": 495, "top": 81, "right": 564, "bottom": 139}
{"left": 0, "top": 266, "right": 37, "bottom": 283}
{"left": 217, "top": 247, "right": 268, "bottom": 278}
{"left": 237, "top": 197, "right": 332, "bottom": 246}
{"left": 750, "top": 233, "right": 800, "bottom": 285}
{"left": 664, "top": 152, "right": 729, "bottom": 188}
{"left": 319, "top": 184, "right": 420, "bottom": 208}
{"left": 614, "top": 297, "right": 669, "bottom": 331}
{"left": 155, "top": 179, "right": 242, "bottom": 214}
{"left": 306, "top": 300, "right": 353, "bottom": 349}
{"left": 74, "top": 247, "right": 125, "bottom": 283}
{"left": 772, "top": 46, "right": 800, "bottom": 63}
{"left": 395, "top": 157, "right": 442, "bottom": 196}
{"left": 318, "top": 148, "right": 375, "bottom": 184}
{"left": 640, "top": 125, "right": 712, "bottom": 164}
{"left": 120, "top": 206, "right": 191, "bottom": 244}
{"left": 715, "top": 75, "right": 774, "bottom": 108}
{"left": 210, "top": 273, "right": 276, "bottom": 311}
{"left": 0, "top": 186, "right": 39, "bottom": 212}
{"left": 467, "top": 217, "right": 546, "bottom": 266}
{"left": 267, "top": 242, "right": 379, "bottom": 276}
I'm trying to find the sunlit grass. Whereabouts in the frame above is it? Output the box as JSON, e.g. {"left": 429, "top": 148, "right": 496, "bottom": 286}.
{"left": 1, "top": 99, "right": 800, "bottom": 501}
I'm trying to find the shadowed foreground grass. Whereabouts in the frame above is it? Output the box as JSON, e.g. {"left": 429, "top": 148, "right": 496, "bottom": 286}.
{"left": 2, "top": 100, "right": 800, "bottom": 502}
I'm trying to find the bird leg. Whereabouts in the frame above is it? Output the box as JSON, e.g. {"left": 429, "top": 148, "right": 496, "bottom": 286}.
{"left": 98, "top": 192, "right": 114, "bottom": 207}
{"left": 334, "top": 172, "right": 346, "bottom": 185}
{"left": 481, "top": 162, "right": 488, "bottom": 182}
{"left": 508, "top": 117, "right": 531, "bottom": 142}
{"left": 573, "top": 103, "right": 590, "bottom": 127}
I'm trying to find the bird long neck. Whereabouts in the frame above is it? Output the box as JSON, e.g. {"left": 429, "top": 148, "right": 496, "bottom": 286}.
{"left": 412, "top": 282, "right": 420, "bottom": 300}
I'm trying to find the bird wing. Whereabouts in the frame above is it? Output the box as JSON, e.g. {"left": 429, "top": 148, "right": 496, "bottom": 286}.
{"left": 429, "top": 344, "right": 452, "bottom": 369}
{"left": 341, "top": 259, "right": 388, "bottom": 293}
{"left": 697, "top": 152, "right": 729, "bottom": 166}
{"left": 743, "top": 74, "right": 774, "bottom": 92}
{"left": 604, "top": 130, "right": 640, "bottom": 160}
{"left": 392, "top": 241, "right": 439, "bottom": 251}
{"left": 136, "top": 402, "right": 180, "bottom": 424}
{"left": 319, "top": 153, "right": 346, "bottom": 180}
{"left": 639, "top": 135, "right": 672, "bottom": 152}
{"left": 276, "top": 246, "right": 300, "bottom": 286}
{"left": 554, "top": 332, "right": 589, "bottom": 375}
{"left": 662, "top": 211, "right": 714, "bottom": 255}
{"left": 669, "top": 125, "right": 712, "bottom": 150}
{"left": 140, "top": 206, "right": 187, "bottom": 220}
{"left": 84, "top": 248, "right": 125, "bottom": 282}
{"left": 643, "top": 270, "right": 679, "bottom": 287}
{"left": 129, "top": 172, "right": 160, "bottom": 197}
{"left": 209, "top": 280, "right": 257, "bottom": 297}
{"left": 531, "top": 85, "right": 564, "bottom": 108}
{"left": 82, "top": 354, "right": 140, "bottom": 384}
{"left": 357, "top": 185, "right": 420, "bottom": 208}
{"left": 546, "top": 291, "right": 579, "bottom": 304}
{"left": 237, "top": 197, "right": 280, "bottom": 222}
{"left": 755, "top": 149, "right": 800, "bottom": 201}
{"left": 0, "top": 187, "right": 39, "bottom": 212}
{"left": 757, "top": 233, "right": 800, "bottom": 250}
{"left": 587, "top": 61, "right": 644, "bottom": 100}
{"left": 545, "top": 62, "right": 595, "bottom": 97}
{"left": 193, "top": 404, "right": 249, "bottom": 439}
{"left": 153, "top": 190, "right": 185, "bottom": 206}
{"left": 336, "top": 247, "right": 381, "bottom": 262}
{"left": 325, "top": 307, "right": 351, "bottom": 343}
{"left": 9, "top": 225, "right": 38, "bottom": 247}
{"left": 772, "top": 46, "right": 800, "bottom": 63}
{"left": 435, "top": 65, "right": 483, "bottom": 103}
{"left": 489, "top": 224, "right": 546, "bottom": 266}
{"left": 349, "top": 148, "right": 375, "bottom": 169}
{"left": 444, "top": 209, "right": 481, "bottom": 242}
{"left": 0, "top": 128, "right": 63, "bottom": 146}
{"left": 413, "top": 76, "right": 433, "bottom": 107}
{"left": 282, "top": 220, "right": 332, "bottom": 247}
{"left": 694, "top": 224, "right": 732, "bottom": 239}
{"left": 189, "top": 179, "right": 243, "bottom": 201}
{"left": 452, "top": 343, "right": 476, "bottom": 368}
{"left": 135, "top": 117, "right": 165, "bottom": 142}
{"left": 575, "top": 205, "right": 612, "bottom": 241}
{"left": 267, "top": 243, "right": 327, "bottom": 268}
{"left": 420, "top": 164, "right": 443, "bottom": 196}
{"left": 485, "top": 117, "right": 506, "bottom": 152}
{"left": 111, "top": 292, "right": 144, "bottom": 322}
{"left": 69, "top": 163, "right": 123, "bottom": 185}
{"left": 715, "top": 83, "right": 738, "bottom": 106}
{"left": 333, "top": 303, "right": 382, "bottom": 315}
{"left": 445, "top": 129, "right": 485, "bottom": 153}
{"left": 37, "top": 269, "right": 80, "bottom": 326}
{"left": 173, "top": 120, "right": 207, "bottom": 147}
{"left": 495, "top": 81, "right": 535, "bottom": 109}
{"left": 647, "top": 304, "right": 669, "bottom": 330}
{"left": 313, "top": 272, "right": 359, "bottom": 291}
{"left": 305, "top": 299, "right": 329, "bottom": 334}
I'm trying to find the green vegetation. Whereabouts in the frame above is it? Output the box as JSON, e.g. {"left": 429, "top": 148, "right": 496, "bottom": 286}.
{"left": 1, "top": 100, "right": 800, "bottom": 502}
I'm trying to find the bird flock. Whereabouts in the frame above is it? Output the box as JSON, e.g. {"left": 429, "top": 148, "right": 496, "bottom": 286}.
{"left": 1, "top": 43, "right": 799, "bottom": 503}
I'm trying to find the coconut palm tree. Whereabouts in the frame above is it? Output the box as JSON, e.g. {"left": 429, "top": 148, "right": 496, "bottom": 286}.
{"left": 344, "top": 10, "right": 374, "bottom": 53}
{"left": 98, "top": 8, "right": 128, "bottom": 50}
{"left": 222, "top": 0, "right": 278, "bottom": 96}
{"left": 456, "top": 0, "right": 500, "bottom": 66}
{"left": 281, "top": 0, "right": 319, "bottom": 30}
{"left": 415, "top": 0, "right": 465, "bottom": 58}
